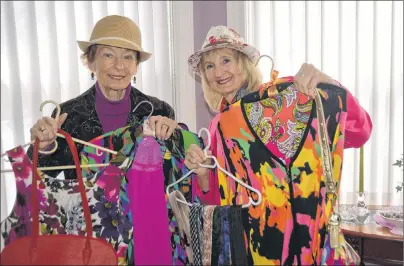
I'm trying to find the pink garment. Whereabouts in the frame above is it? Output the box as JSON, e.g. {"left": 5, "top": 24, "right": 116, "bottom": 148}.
{"left": 193, "top": 79, "right": 373, "bottom": 203}
{"left": 127, "top": 136, "right": 172, "bottom": 265}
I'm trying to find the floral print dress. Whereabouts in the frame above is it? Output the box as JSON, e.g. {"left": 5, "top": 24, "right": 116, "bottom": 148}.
{"left": 1, "top": 146, "right": 134, "bottom": 265}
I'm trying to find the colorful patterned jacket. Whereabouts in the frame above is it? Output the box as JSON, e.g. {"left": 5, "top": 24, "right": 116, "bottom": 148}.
{"left": 194, "top": 79, "right": 372, "bottom": 265}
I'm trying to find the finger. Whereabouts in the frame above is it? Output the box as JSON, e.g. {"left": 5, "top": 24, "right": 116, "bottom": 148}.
{"left": 307, "top": 72, "right": 319, "bottom": 99}
{"left": 293, "top": 79, "right": 303, "bottom": 94}
{"left": 155, "top": 117, "right": 166, "bottom": 140}
{"left": 148, "top": 116, "right": 161, "bottom": 131}
{"left": 164, "top": 121, "right": 177, "bottom": 140}
{"left": 45, "top": 123, "right": 56, "bottom": 141}
{"left": 41, "top": 124, "right": 53, "bottom": 141}
{"left": 160, "top": 124, "right": 169, "bottom": 140}
{"left": 190, "top": 149, "right": 205, "bottom": 164}
{"left": 57, "top": 113, "right": 68, "bottom": 128}
{"left": 299, "top": 65, "right": 315, "bottom": 96}
{"left": 305, "top": 64, "right": 316, "bottom": 91}
{"left": 184, "top": 156, "right": 198, "bottom": 170}
{"left": 31, "top": 125, "right": 46, "bottom": 142}
{"left": 43, "top": 116, "right": 58, "bottom": 133}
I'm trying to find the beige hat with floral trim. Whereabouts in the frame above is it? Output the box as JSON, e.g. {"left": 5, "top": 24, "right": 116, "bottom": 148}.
{"left": 77, "top": 15, "right": 152, "bottom": 63}
{"left": 188, "top": 25, "right": 260, "bottom": 76}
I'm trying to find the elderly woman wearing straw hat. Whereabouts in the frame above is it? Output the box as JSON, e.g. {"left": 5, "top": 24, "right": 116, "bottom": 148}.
{"left": 184, "top": 25, "right": 372, "bottom": 196}
{"left": 28, "top": 15, "right": 179, "bottom": 179}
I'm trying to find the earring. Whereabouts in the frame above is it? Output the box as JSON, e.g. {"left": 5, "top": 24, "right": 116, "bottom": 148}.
{"left": 91, "top": 72, "right": 95, "bottom": 80}
{"left": 133, "top": 76, "right": 136, "bottom": 84}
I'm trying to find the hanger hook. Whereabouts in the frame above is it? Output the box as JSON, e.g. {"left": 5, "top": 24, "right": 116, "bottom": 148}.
{"left": 38, "top": 100, "right": 60, "bottom": 155}
{"left": 132, "top": 100, "right": 154, "bottom": 121}
{"left": 255, "top": 54, "right": 275, "bottom": 79}
{"left": 40, "top": 100, "right": 61, "bottom": 122}
{"left": 197, "top": 127, "right": 211, "bottom": 153}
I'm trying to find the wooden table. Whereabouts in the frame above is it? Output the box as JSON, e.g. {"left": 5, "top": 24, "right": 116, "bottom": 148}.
{"left": 341, "top": 220, "right": 403, "bottom": 265}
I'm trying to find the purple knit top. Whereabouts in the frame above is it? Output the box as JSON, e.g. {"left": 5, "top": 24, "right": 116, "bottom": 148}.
{"left": 95, "top": 82, "right": 131, "bottom": 133}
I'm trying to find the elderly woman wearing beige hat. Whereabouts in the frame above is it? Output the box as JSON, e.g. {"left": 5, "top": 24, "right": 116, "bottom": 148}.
{"left": 185, "top": 25, "right": 372, "bottom": 195}
{"left": 28, "top": 15, "right": 179, "bottom": 179}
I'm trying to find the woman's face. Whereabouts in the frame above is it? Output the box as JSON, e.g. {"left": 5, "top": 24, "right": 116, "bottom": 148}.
{"left": 202, "top": 48, "right": 246, "bottom": 102}
{"left": 89, "top": 45, "right": 138, "bottom": 91}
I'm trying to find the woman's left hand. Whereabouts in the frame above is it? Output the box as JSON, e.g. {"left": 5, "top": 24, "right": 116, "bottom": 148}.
{"left": 148, "top": 115, "right": 178, "bottom": 140}
{"left": 294, "top": 63, "right": 340, "bottom": 99}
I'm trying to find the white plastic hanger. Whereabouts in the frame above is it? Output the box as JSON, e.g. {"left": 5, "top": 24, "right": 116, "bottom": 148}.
{"left": 93, "top": 100, "right": 155, "bottom": 156}
{"left": 166, "top": 128, "right": 263, "bottom": 208}
{"left": 1, "top": 100, "right": 156, "bottom": 173}
{"left": 1, "top": 100, "right": 118, "bottom": 173}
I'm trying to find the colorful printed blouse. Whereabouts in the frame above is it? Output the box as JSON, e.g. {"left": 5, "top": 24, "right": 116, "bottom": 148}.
{"left": 196, "top": 81, "right": 372, "bottom": 265}
{"left": 80, "top": 124, "right": 204, "bottom": 265}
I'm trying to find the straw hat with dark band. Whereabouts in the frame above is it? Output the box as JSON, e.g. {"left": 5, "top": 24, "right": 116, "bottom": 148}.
{"left": 77, "top": 15, "right": 152, "bottom": 63}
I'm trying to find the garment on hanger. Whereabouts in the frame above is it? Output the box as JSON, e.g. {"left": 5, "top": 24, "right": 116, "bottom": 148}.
{"left": 227, "top": 206, "right": 248, "bottom": 265}
{"left": 202, "top": 205, "right": 215, "bottom": 265}
{"left": 127, "top": 135, "right": 172, "bottom": 265}
{"left": 184, "top": 204, "right": 247, "bottom": 266}
{"left": 201, "top": 82, "right": 354, "bottom": 265}
{"left": 218, "top": 206, "right": 231, "bottom": 265}
{"left": 190, "top": 204, "right": 204, "bottom": 266}
{"left": 210, "top": 206, "right": 222, "bottom": 266}
{"left": 80, "top": 124, "right": 204, "bottom": 265}
{"left": 0, "top": 146, "right": 133, "bottom": 265}
{"left": 168, "top": 191, "right": 193, "bottom": 263}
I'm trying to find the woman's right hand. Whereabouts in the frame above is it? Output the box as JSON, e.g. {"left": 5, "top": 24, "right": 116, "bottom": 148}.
{"left": 30, "top": 113, "right": 68, "bottom": 151}
{"left": 184, "top": 144, "right": 212, "bottom": 192}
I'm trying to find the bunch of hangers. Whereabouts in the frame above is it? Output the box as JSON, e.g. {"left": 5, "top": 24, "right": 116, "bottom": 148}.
{"left": 1, "top": 100, "right": 262, "bottom": 209}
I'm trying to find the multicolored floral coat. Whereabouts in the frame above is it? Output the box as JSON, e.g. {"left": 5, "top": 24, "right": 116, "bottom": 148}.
{"left": 196, "top": 81, "right": 372, "bottom": 265}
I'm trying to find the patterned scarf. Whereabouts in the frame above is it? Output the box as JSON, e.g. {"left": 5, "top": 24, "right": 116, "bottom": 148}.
{"left": 190, "top": 204, "right": 204, "bottom": 266}
{"left": 202, "top": 206, "right": 216, "bottom": 265}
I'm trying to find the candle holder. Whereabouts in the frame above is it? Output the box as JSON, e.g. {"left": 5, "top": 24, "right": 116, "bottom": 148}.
{"left": 355, "top": 191, "right": 369, "bottom": 224}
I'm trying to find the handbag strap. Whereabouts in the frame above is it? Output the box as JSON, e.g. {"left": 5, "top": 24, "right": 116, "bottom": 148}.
{"left": 32, "top": 129, "right": 93, "bottom": 239}
{"left": 313, "top": 89, "right": 341, "bottom": 248}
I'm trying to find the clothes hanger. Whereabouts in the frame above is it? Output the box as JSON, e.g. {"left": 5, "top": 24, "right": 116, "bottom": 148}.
{"left": 165, "top": 127, "right": 211, "bottom": 207}
{"left": 166, "top": 128, "right": 263, "bottom": 209}
{"left": 133, "top": 100, "right": 155, "bottom": 137}
{"left": 93, "top": 99, "right": 155, "bottom": 156}
{"left": 32, "top": 100, "right": 156, "bottom": 169}
{"left": 1, "top": 100, "right": 117, "bottom": 173}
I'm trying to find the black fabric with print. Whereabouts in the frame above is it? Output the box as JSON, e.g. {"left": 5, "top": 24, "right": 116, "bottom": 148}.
{"left": 211, "top": 206, "right": 222, "bottom": 266}
{"left": 228, "top": 206, "right": 248, "bottom": 266}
